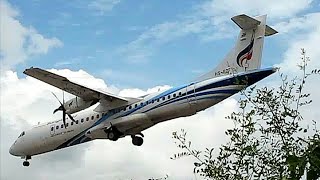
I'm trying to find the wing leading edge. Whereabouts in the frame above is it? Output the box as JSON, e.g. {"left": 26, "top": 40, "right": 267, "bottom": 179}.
{"left": 24, "top": 67, "right": 130, "bottom": 108}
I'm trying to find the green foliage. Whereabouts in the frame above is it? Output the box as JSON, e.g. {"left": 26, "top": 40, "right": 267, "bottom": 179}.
{"left": 172, "top": 49, "right": 320, "bottom": 179}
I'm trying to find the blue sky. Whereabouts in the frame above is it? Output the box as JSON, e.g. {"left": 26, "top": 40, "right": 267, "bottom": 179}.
{"left": 12, "top": 0, "right": 213, "bottom": 88}
{"left": 7, "top": 0, "right": 315, "bottom": 88}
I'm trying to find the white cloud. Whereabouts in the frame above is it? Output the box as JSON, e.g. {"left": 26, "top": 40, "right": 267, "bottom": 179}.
{"left": 26, "top": 28, "right": 62, "bottom": 55}
{"left": 88, "top": 0, "right": 121, "bottom": 15}
{"left": 119, "top": 85, "right": 171, "bottom": 98}
{"left": 0, "top": 69, "right": 118, "bottom": 127}
{"left": 117, "top": 20, "right": 210, "bottom": 63}
{"left": 0, "top": 68, "right": 237, "bottom": 180}
{"left": 0, "top": 0, "right": 63, "bottom": 71}
{"left": 273, "top": 13, "right": 320, "bottom": 34}
{"left": 118, "top": 0, "right": 314, "bottom": 63}
{"left": 276, "top": 13, "right": 320, "bottom": 72}
{"left": 198, "top": 0, "right": 313, "bottom": 20}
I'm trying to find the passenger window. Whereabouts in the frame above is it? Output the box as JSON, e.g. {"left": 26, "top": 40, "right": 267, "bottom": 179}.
{"left": 18, "top": 131, "right": 25, "bottom": 138}
{"left": 129, "top": 106, "right": 132, "bottom": 109}
{"left": 91, "top": 116, "right": 94, "bottom": 120}
{"left": 152, "top": 100, "right": 154, "bottom": 103}
{"left": 61, "top": 124, "right": 64, "bottom": 128}
{"left": 76, "top": 120, "right": 79, "bottom": 124}
{"left": 51, "top": 127, "right": 54, "bottom": 131}
{"left": 81, "top": 119, "right": 84, "bottom": 123}
{"left": 140, "top": 102, "right": 143, "bottom": 106}
{"left": 135, "top": 104, "right": 137, "bottom": 108}
{"left": 86, "top": 117, "right": 89, "bottom": 121}
{"left": 97, "top": 114, "right": 99, "bottom": 119}
{"left": 168, "top": 95, "right": 171, "bottom": 99}
{"left": 157, "top": 99, "right": 160, "bottom": 102}
{"left": 173, "top": 94, "right": 176, "bottom": 98}
{"left": 56, "top": 126, "right": 59, "bottom": 130}
{"left": 162, "top": 97, "right": 165, "bottom": 101}
{"left": 66, "top": 123, "right": 69, "bottom": 127}
{"left": 71, "top": 122, "right": 74, "bottom": 126}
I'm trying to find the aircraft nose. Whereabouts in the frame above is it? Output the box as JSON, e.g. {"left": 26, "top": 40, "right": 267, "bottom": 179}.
{"left": 9, "top": 145, "right": 15, "bottom": 156}
{"left": 9, "top": 144, "right": 19, "bottom": 156}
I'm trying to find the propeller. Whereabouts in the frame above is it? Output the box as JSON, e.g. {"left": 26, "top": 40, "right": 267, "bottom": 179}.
{"left": 52, "top": 92, "right": 76, "bottom": 128}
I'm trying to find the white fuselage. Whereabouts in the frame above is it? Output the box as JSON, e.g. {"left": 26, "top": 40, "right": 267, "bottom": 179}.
{"left": 9, "top": 68, "right": 275, "bottom": 158}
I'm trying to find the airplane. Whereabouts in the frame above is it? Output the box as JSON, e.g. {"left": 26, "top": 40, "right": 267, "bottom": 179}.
{"left": 9, "top": 14, "right": 278, "bottom": 167}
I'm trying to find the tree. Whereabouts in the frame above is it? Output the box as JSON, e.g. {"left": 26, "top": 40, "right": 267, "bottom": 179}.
{"left": 172, "top": 49, "right": 320, "bottom": 179}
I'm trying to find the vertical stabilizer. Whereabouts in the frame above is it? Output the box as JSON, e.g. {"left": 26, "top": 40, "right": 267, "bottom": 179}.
{"left": 196, "top": 14, "right": 277, "bottom": 82}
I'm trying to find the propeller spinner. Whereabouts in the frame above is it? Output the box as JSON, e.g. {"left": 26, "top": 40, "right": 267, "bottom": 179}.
{"left": 51, "top": 92, "right": 76, "bottom": 128}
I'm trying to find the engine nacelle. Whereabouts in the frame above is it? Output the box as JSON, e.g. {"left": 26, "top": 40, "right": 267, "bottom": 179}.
{"left": 63, "top": 97, "right": 97, "bottom": 114}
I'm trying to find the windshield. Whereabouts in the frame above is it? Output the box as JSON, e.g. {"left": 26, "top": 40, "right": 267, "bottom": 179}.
{"left": 18, "top": 131, "right": 25, "bottom": 138}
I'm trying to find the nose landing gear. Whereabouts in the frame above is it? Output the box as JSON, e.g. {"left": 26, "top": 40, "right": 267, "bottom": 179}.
{"left": 23, "top": 161, "right": 30, "bottom": 167}
{"left": 131, "top": 135, "right": 143, "bottom": 146}
{"left": 22, "top": 155, "right": 31, "bottom": 167}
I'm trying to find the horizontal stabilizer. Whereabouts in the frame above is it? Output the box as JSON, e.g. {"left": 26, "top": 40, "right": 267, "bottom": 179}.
{"left": 231, "top": 14, "right": 261, "bottom": 30}
{"left": 265, "top": 25, "right": 278, "bottom": 36}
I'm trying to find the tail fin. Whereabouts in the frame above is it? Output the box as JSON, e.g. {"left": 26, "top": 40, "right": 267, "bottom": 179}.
{"left": 196, "top": 14, "right": 277, "bottom": 81}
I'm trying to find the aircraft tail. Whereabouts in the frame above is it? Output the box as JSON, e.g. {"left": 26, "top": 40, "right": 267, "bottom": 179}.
{"left": 196, "top": 14, "right": 277, "bottom": 81}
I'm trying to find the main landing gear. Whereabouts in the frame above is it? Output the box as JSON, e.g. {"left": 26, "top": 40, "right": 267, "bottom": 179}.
{"left": 104, "top": 125, "right": 144, "bottom": 146}
{"left": 23, "top": 155, "right": 31, "bottom": 167}
{"left": 107, "top": 130, "right": 119, "bottom": 141}
{"left": 105, "top": 126, "right": 122, "bottom": 141}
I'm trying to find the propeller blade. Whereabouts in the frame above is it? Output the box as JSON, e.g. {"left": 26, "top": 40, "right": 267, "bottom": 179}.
{"left": 53, "top": 105, "right": 64, "bottom": 114}
{"left": 63, "top": 91, "right": 65, "bottom": 104}
{"left": 51, "top": 92, "right": 63, "bottom": 106}
{"left": 51, "top": 91, "right": 70, "bottom": 129}
{"left": 62, "top": 109, "right": 67, "bottom": 129}
{"left": 67, "top": 113, "right": 76, "bottom": 123}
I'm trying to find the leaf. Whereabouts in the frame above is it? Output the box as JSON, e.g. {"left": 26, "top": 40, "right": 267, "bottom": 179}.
{"left": 194, "top": 162, "right": 201, "bottom": 167}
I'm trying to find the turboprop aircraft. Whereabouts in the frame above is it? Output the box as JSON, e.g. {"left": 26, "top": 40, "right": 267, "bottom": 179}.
{"left": 9, "top": 14, "right": 278, "bottom": 167}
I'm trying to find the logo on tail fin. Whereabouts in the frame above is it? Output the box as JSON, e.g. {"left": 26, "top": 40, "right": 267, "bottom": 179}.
{"left": 236, "top": 32, "right": 255, "bottom": 67}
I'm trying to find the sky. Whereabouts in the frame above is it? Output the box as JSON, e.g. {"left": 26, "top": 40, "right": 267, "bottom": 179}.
{"left": 1, "top": 0, "right": 320, "bottom": 179}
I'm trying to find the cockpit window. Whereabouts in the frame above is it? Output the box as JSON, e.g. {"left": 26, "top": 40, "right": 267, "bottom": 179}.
{"left": 18, "top": 131, "right": 25, "bottom": 138}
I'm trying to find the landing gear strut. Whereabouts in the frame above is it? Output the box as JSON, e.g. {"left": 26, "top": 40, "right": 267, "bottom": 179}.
{"left": 104, "top": 126, "right": 122, "bottom": 141}
{"left": 23, "top": 155, "right": 31, "bottom": 167}
{"left": 131, "top": 135, "right": 143, "bottom": 146}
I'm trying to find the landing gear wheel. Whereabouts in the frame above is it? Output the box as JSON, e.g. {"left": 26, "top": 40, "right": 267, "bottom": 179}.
{"left": 107, "top": 131, "right": 119, "bottom": 141}
{"left": 131, "top": 136, "right": 143, "bottom": 146}
{"left": 23, "top": 161, "right": 30, "bottom": 167}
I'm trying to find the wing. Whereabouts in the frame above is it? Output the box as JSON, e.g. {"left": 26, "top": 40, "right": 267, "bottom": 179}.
{"left": 24, "top": 67, "right": 128, "bottom": 105}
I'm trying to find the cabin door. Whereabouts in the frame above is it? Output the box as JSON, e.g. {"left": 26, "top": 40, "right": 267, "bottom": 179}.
{"left": 186, "top": 83, "right": 197, "bottom": 111}
{"left": 50, "top": 124, "right": 55, "bottom": 136}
